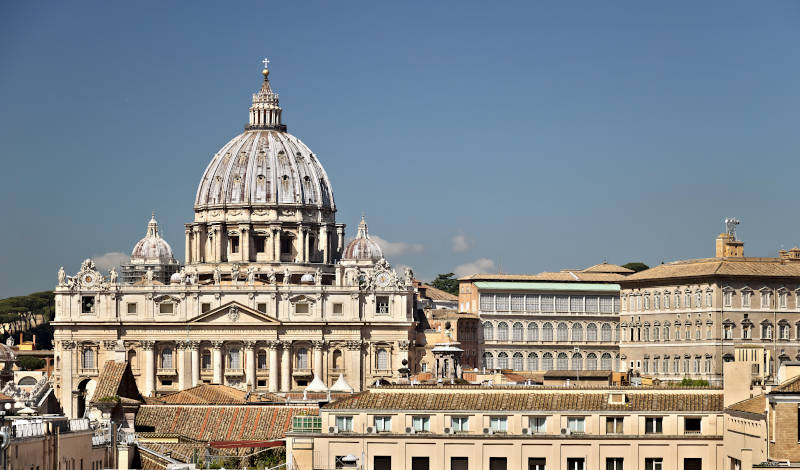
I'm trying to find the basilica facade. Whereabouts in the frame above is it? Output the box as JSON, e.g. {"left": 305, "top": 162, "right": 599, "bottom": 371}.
{"left": 52, "top": 64, "right": 415, "bottom": 418}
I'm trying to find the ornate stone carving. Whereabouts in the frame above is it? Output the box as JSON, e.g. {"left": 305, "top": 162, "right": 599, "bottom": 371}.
{"left": 186, "top": 340, "right": 200, "bottom": 350}
{"left": 231, "top": 263, "right": 240, "bottom": 285}
{"left": 242, "top": 340, "right": 256, "bottom": 350}
{"left": 227, "top": 306, "right": 240, "bottom": 322}
{"left": 266, "top": 340, "right": 280, "bottom": 350}
{"left": 280, "top": 340, "right": 293, "bottom": 350}
{"left": 60, "top": 340, "right": 77, "bottom": 350}
{"left": 58, "top": 267, "right": 66, "bottom": 286}
{"left": 102, "top": 340, "right": 121, "bottom": 350}
{"left": 345, "top": 340, "right": 363, "bottom": 351}
{"left": 398, "top": 340, "right": 411, "bottom": 351}
{"left": 312, "top": 340, "right": 326, "bottom": 350}
{"left": 141, "top": 340, "right": 155, "bottom": 351}
{"left": 211, "top": 340, "right": 224, "bottom": 348}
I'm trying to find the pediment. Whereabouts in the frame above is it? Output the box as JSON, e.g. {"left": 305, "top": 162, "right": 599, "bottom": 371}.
{"left": 188, "top": 301, "right": 280, "bottom": 325}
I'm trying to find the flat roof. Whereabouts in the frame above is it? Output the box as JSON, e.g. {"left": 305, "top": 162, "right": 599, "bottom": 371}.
{"left": 474, "top": 281, "right": 620, "bottom": 293}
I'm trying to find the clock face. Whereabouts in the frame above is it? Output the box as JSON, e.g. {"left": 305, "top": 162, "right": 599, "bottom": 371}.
{"left": 375, "top": 272, "right": 391, "bottom": 287}
{"left": 81, "top": 273, "right": 96, "bottom": 286}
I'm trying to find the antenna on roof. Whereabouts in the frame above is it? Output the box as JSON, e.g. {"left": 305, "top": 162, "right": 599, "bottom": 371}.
{"left": 724, "top": 217, "right": 740, "bottom": 240}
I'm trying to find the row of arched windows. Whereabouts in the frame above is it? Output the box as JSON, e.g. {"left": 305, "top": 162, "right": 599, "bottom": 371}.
{"left": 482, "top": 321, "right": 617, "bottom": 343}
{"left": 481, "top": 351, "right": 619, "bottom": 371}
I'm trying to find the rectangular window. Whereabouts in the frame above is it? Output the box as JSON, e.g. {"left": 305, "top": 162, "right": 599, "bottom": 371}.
{"left": 159, "top": 303, "right": 174, "bottom": 314}
{"left": 511, "top": 295, "right": 525, "bottom": 311}
{"left": 599, "top": 296, "right": 613, "bottom": 313}
{"left": 529, "top": 416, "right": 547, "bottom": 433}
{"left": 376, "top": 296, "right": 389, "bottom": 314}
{"left": 254, "top": 235, "right": 266, "bottom": 253}
{"left": 566, "top": 458, "right": 585, "bottom": 470}
{"left": 256, "top": 303, "right": 266, "bottom": 313}
{"left": 295, "top": 303, "right": 310, "bottom": 314}
{"left": 480, "top": 294, "right": 494, "bottom": 311}
{"left": 451, "top": 416, "right": 469, "bottom": 432}
{"left": 495, "top": 295, "right": 509, "bottom": 311}
{"left": 525, "top": 295, "right": 539, "bottom": 312}
{"left": 529, "top": 458, "right": 546, "bottom": 470}
{"left": 490, "top": 416, "right": 508, "bottom": 432}
{"left": 644, "top": 458, "right": 663, "bottom": 470}
{"left": 332, "top": 303, "right": 343, "bottom": 315}
{"left": 567, "top": 417, "right": 585, "bottom": 433}
{"left": 586, "top": 296, "right": 599, "bottom": 313}
{"left": 126, "top": 303, "right": 137, "bottom": 314}
{"left": 411, "top": 457, "right": 429, "bottom": 470}
{"left": 761, "top": 292, "right": 771, "bottom": 309}
{"left": 202, "top": 302, "right": 212, "bottom": 313}
{"left": 780, "top": 292, "right": 788, "bottom": 309}
{"left": 743, "top": 291, "right": 751, "bottom": 308}
{"left": 664, "top": 294, "right": 670, "bottom": 309}
{"left": 685, "top": 417, "right": 701, "bottom": 434}
{"left": 555, "top": 295, "right": 569, "bottom": 312}
{"left": 540, "top": 295, "right": 555, "bottom": 313}
{"left": 335, "top": 416, "right": 353, "bottom": 432}
{"left": 606, "top": 458, "right": 624, "bottom": 470}
{"left": 606, "top": 417, "right": 623, "bottom": 434}
{"left": 230, "top": 235, "right": 240, "bottom": 253}
{"left": 570, "top": 296, "right": 584, "bottom": 312}
{"left": 645, "top": 417, "right": 663, "bottom": 434}
{"left": 412, "top": 416, "right": 430, "bottom": 432}
{"left": 374, "top": 456, "right": 391, "bottom": 470}
{"left": 374, "top": 415, "right": 392, "bottom": 432}
{"left": 451, "top": 458, "right": 469, "bottom": 470}
{"left": 81, "top": 296, "right": 95, "bottom": 314}
{"left": 723, "top": 290, "right": 733, "bottom": 307}
{"left": 489, "top": 457, "right": 507, "bottom": 470}
{"left": 684, "top": 458, "right": 702, "bottom": 470}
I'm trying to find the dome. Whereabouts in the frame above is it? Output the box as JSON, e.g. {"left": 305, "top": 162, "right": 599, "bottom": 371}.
{"left": 131, "top": 214, "right": 176, "bottom": 264}
{"left": 194, "top": 66, "right": 334, "bottom": 210}
{"left": 343, "top": 216, "right": 383, "bottom": 261}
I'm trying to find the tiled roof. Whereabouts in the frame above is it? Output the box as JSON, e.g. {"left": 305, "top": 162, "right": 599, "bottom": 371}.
{"left": 460, "top": 272, "right": 626, "bottom": 282}
{"left": 154, "top": 384, "right": 283, "bottom": 405}
{"left": 323, "top": 389, "right": 723, "bottom": 412}
{"left": 772, "top": 374, "right": 800, "bottom": 393}
{"left": 91, "top": 361, "right": 143, "bottom": 404}
{"left": 135, "top": 405, "right": 318, "bottom": 441}
{"left": 622, "top": 257, "right": 800, "bottom": 283}
{"left": 0, "top": 393, "right": 13, "bottom": 401}
{"left": 418, "top": 284, "right": 458, "bottom": 301}
{"left": 726, "top": 395, "right": 766, "bottom": 417}
{"left": 581, "top": 263, "right": 635, "bottom": 274}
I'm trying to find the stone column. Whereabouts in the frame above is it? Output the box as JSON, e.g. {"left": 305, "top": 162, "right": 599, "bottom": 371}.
{"left": 177, "top": 342, "right": 187, "bottom": 390}
{"left": 303, "top": 227, "right": 310, "bottom": 262}
{"left": 184, "top": 228, "right": 192, "bottom": 264}
{"left": 142, "top": 340, "right": 155, "bottom": 397}
{"left": 192, "top": 227, "right": 201, "bottom": 264}
{"left": 60, "top": 341, "right": 76, "bottom": 418}
{"left": 313, "top": 341, "right": 324, "bottom": 380}
{"left": 241, "top": 226, "right": 250, "bottom": 262}
{"left": 321, "top": 225, "right": 329, "bottom": 264}
{"left": 211, "top": 340, "right": 223, "bottom": 384}
{"left": 281, "top": 340, "right": 292, "bottom": 391}
{"left": 268, "top": 341, "right": 279, "bottom": 392}
{"left": 347, "top": 340, "right": 363, "bottom": 392}
{"left": 244, "top": 341, "right": 256, "bottom": 390}
{"left": 189, "top": 341, "right": 200, "bottom": 387}
{"left": 274, "top": 229, "right": 281, "bottom": 261}
{"left": 336, "top": 225, "right": 345, "bottom": 258}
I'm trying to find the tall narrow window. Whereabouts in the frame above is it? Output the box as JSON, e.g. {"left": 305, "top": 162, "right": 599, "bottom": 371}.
{"left": 82, "top": 349, "right": 95, "bottom": 369}
{"left": 483, "top": 322, "right": 494, "bottom": 340}
{"left": 228, "top": 348, "right": 241, "bottom": 369}
{"left": 527, "top": 352, "right": 538, "bottom": 371}
{"left": 557, "top": 323, "right": 568, "bottom": 342}
{"left": 527, "top": 322, "right": 539, "bottom": 341}
{"left": 497, "top": 322, "right": 509, "bottom": 341}
{"left": 161, "top": 347, "right": 173, "bottom": 369}
{"left": 512, "top": 322, "right": 524, "bottom": 341}
{"left": 376, "top": 349, "right": 389, "bottom": 370}
{"left": 512, "top": 353, "right": 523, "bottom": 371}
{"left": 497, "top": 352, "right": 508, "bottom": 369}
{"left": 296, "top": 348, "right": 308, "bottom": 369}
{"left": 542, "top": 323, "right": 554, "bottom": 341}
{"left": 482, "top": 352, "right": 494, "bottom": 369}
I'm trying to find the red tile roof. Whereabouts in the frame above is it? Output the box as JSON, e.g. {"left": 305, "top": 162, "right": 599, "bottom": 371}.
{"left": 153, "top": 384, "right": 283, "bottom": 405}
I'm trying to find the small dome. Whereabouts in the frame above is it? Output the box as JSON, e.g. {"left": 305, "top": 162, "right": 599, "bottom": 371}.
{"left": 343, "top": 216, "right": 383, "bottom": 261}
{"left": 131, "top": 214, "right": 176, "bottom": 265}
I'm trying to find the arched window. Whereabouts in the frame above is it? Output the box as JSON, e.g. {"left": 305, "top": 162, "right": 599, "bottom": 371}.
{"left": 376, "top": 349, "right": 389, "bottom": 370}
{"left": 542, "top": 353, "right": 553, "bottom": 371}
{"left": 161, "top": 347, "right": 173, "bottom": 369}
{"left": 601, "top": 353, "right": 612, "bottom": 370}
{"left": 512, "top": 322, "right": 524, "bottom": 341}
{"left": 82, "top": 349, "right": 95, "bottom": 369}
{"left": 557, "top": 323, "right": 568, "bottom": 342}
{"left": 483, "top": 322, "right": 494, "bottom": 341}
{"left": 571, "top": 353, "right": 583, "bottom": 370}
{"left": 599, "top": 323, "right": 609, "bottom": 341}
{"left": 497, "top": 322, "right": 509, "bottom": 341}
{"left": 586, "top": 353, "right": 597, "bottom": 370}
{"left": 257, "top": 350, "right": 267, "bottom": 369}
{"left": 654, "top": 327, "right": 660, "bottom": 341}
{"left": 527, "top": 353, "right": 539, "bottom": 371}
{"left": 497, "top": 352, "right": 509, "bottom": 369}
{"left": 228, "top": 347, "right": 241, "bottom": 369}
{"left": 664, "top": 325, "right": 670, "bottom": 340}
{"left": 296, "top": 348, "right": 309, "bottom": 369}
{"left": 542, "top": 323, "right": 553, "bottom": 341}
{"left": 127, "top": 350, "right": 138, "bottom": 369}
{"left": 482, "top": 352, "right": 494, "bottom": 369}
{"left": 586, "top": 323, "right": 597, "bottom": 341}
{"left": 512, "top": 352, "right": 523, "bottom": 371}
{"left": 557, "top": 352, "right": 568, "bottom": 370}
{"left": 527, "top": 322, "right": 539, "bottom": 341}
{"left": 614, "top": 324, "right": 620, "bottom": 341}
{"left": 572, "top": 323, "right": 583, "bottom": 341}
{"left": 332, "top": 349, "right": 343, "bottom": 369}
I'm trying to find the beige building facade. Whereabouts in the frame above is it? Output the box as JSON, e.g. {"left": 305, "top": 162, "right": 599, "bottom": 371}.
{"left": 458, "top": 263, "right": 628, "bottom": 374}
{"left": 52, "top": 64, "right": 415, "bottom": 418}
{"left": 619, "top": 225, "right": 800, "bottom": 385}
{"left": 287, "top": 385, "right": 724, "bottom": 470}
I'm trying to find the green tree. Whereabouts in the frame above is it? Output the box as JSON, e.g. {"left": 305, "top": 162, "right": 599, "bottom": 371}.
{"left": 18, "top": 356, "right": 45, "bottom": 371}
{"left": 430, "top": 273, "right": 459, "bottom": 296}
{"left": 622, "top": 262, "right": 649, "bottom": 273}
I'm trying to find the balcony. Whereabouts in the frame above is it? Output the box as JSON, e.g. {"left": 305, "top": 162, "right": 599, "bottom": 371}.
{"left": 292, "top": 368, "right": 312, "bottom": 378}
{"left": 224, "top": 368, "right": 244, "bottom": 377}
{"left": 157, "top": 368, "right": 177, "bottom": 376}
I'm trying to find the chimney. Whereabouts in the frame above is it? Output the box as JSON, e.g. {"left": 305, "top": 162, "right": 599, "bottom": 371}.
{"left": 32, "top": 335, "right": 36, "bottom": 348}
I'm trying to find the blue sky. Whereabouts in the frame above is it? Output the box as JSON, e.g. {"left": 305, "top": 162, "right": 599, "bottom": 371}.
{"left": 1, "top": 1, "right": 799, "bottom": 297}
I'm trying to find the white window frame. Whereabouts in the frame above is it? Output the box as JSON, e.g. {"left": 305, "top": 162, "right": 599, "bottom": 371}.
{"left": 490, "top": 416, "right": 508, "bottom": 433}
{"left": 567, "top": 417, "right": 585, "bottom": 433}
{"left": 412, "top": 415, "right": 430, "bottom": 432}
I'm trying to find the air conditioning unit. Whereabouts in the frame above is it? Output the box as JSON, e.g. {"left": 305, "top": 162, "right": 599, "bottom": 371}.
{"left": 329, "top": 426, "right": 339, "bottom": 434}
{"left": 444, "top": 427, "right": 452, "bottom": 434}
{"left": 405, "top": 427, "right": 415, "bottom": 434}
{"left": 483, "top": 427, "right": 494, "bottom": 435}
{"left": 366, "top": 426, "right": 374, "bottom": 434}
{"left": 521, "top": 428, "right": 531, "bottom": 435}
{"left": 560, "top": 428, "right": 571, "bottom": 436}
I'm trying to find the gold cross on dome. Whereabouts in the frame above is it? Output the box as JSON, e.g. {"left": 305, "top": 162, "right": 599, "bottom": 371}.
{"left": 262, "top": 58, "right": 270, "bottom": 69}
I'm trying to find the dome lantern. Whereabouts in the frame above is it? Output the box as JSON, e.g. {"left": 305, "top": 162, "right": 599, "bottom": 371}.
{"left": 246, "top": 58, "right": 286, "bottom": 132}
